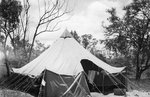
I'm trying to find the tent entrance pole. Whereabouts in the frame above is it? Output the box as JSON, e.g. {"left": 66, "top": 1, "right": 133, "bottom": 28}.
{"left": 38, "top": 69, "right": 46, "bottom": 97}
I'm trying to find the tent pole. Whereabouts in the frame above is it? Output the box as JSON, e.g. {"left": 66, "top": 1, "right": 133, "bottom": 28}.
{"left": 38, "top": 69, "right": 46, "bottom": 97}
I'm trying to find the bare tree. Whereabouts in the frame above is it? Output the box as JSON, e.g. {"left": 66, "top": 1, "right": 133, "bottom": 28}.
{"left": 16, "top": 0, "right": 30, "bottom": 59}
{"left": 28, "top": 0, "right": 69, "bottom": 61}
{"left": 20, "top": 0, "right": 30, "bottom": 52}
{"left": 1, "top": 0, "right": 70, "bottom": 63}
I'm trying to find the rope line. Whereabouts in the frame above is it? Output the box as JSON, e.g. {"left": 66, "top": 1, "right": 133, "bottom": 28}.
{"left": 38, "top": 70, "right": 46, "bottom": 97}
{"left": 107, "top": 74, "right": 126, "bottom": 95}
{"left": 83, "top": 71, "right": 102, "bottom": 94}
{"left": 120, "top": 73, "right": 143, "bottom": 91}
{"left": 109, "top": 73, "right": 128, "bottom": 89}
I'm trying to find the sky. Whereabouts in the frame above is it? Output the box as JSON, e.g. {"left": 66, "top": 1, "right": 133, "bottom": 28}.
{"left": 23, "top": 0, "right": 133, "bottom": 45}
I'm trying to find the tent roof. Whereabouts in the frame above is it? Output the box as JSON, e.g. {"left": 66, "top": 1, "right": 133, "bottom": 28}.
{"left": 13, "top": 30, "right": 125, "bottom": 76}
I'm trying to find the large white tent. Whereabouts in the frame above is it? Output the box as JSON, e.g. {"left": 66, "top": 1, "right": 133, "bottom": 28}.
{"left": 13, "top": 29, "right": 125, "bottom": 76}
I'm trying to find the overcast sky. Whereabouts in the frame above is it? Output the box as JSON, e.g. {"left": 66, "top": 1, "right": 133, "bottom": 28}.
{"left": 23, "top": 0, "right": 132, "bottom": 45}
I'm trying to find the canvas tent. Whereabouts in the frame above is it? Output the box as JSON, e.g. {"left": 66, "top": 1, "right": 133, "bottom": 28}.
{"left": 13, "top": 29, "right": 125, "bottom": 75}
{"left": 1, "top": 29, "right": 125, "bottom": 97}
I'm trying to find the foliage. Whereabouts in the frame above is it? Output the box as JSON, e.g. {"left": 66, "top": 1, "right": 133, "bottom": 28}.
{"left": 71, "top": 31, "right": 107, "bottom": 63}
{"left": 0, "top": 35, "right": 5, "bottom": 43}
{"left": 81, "top": 34, "right": 93, "bottom": 49}
{"left": 0, "top": 0, "right": 22, "bottom": 49}
{"left": 146, "top": 71, "right": 150, "bottom": 78}
{"left": 70, "top": 30, "right": 81, "bottom": 43}
{"left": 103, "top": 0, "right": 150, "bottom": 80}
{"left": 7, "top": 40, "right": 49, "bottom": 68}
{"left": 10, "top": 36, "right": 31, "bottom": 67}
{"left": 31, "top": 40, "right": 50, "bottom": 60}
{"left": 0, "top": 0, "right": 22, "bottom": 28}
{"left": 109, "top": 56, "right": 135, "bottom": 75}
{"left": 93, "top": 50, "right": 108, "bottom": 63}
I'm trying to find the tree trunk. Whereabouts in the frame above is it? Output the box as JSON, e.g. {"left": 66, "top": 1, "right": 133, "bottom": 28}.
{"left": 135, "top": 71, "right": 142, "bottom": 80}
{"left": 28, "top": 34, "right": 36, "bottom": 62}
{"left": 136, "top": 51, "right": 140, "bottom": 80}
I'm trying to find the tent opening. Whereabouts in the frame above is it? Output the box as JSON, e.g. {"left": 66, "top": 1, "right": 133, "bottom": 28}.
{"left": 81, "top": 59, "right": 126, "bottom": 95}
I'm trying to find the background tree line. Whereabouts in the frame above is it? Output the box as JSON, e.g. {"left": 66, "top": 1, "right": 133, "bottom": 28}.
{"left": 103, "top": 0, "right": 150, "bottom": 80}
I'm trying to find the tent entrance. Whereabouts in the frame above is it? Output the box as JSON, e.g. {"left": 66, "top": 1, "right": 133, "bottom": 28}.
{"left": 80, "top": 59, "right": 126, "bottom": 94}
{"left": 38, "top": 70, "right": 91, "bottom": 97}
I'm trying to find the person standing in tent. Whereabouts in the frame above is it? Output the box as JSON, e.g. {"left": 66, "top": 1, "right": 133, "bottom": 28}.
{"left": 0, "top": 43, "right": 8, "bottom": 79}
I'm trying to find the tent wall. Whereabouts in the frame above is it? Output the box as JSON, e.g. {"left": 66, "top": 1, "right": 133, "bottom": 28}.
{"left": 40, "top": 70, "right": 90, "bottom": 97}
{"left": 43, "top": 70, "right": 74, "bottom": 97}
{"left": 94, "top": 72, "right": 125, "bottom": 86}
{"left": 94, "top": 73, "right": 126, "bottom": 94}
